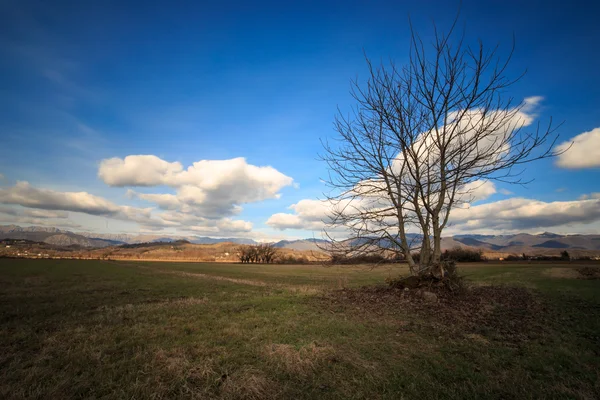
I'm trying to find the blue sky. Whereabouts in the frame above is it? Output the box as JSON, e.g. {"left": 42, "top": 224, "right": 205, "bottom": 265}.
{"left": 0, "top": 0, "right": 599, "bottom": 239}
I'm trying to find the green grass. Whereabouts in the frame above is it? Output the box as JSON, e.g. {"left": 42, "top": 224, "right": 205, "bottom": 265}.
{"left": 1, "top": 259, "right": 599, "bottom": 399}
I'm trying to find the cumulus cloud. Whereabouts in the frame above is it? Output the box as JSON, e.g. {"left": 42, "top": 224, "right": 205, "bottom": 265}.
{"left": 274, "top": 99, "right": 540, "bottom": 233}
{"left": 100, "top": 156, "right": 293, "bottom": 219}
{"left": 458, "top": 180, "right": 497, "bottom": 203}
{"left": 556, "top": 127, "right": 600, "bottom": 169}
{"left": 267, "top": 179, "right": 498, "bottom": 232}
{"left": 0, "top": 205, "right": 80, "bottom": 229}
{"left": 266, "top": 199, "right": 335, "bottom": 231}
{"left": 448, "top": 197, "right": 600, "bottom": 232}
{"left": 0, "top": 181, "right": 159, "bottom": 227}
{"left": 127, "top": 190, "right": 181, "bottom": 210}
{"left": 0, "top": 205, "right": 69, "bottom": 219}
{"left": 268, "top": 193, "right": 600, "bottom": 235}
{"left": 579, "top": 192, "right": 600, "bottom": 200}
{"left": 157, "top": 210, "right": 253, "bottom": 236}
{"left": 0, "top": 181, "right": 124, "bottom": 216}
{"left": 388, "top": 97, "right": 541, "bottom": 181}
{"left": 99, "top": 155, "right": 183, "bottom": 186}
{"left": 267, "top": 213, "right": 323, "bottom": 231}
{"left": 0, "top": 215, "right": 82, "bottom": 229}
{"left": 0, "top": 181, "right": 255, "bottom": 236}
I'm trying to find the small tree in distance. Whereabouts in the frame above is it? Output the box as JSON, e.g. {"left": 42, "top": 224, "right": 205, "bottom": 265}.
{"left": 238, "top": 243, "right": 278, "bottom": 264}
{"left": 322, "top": 17, "right": 562, "bottom": 277}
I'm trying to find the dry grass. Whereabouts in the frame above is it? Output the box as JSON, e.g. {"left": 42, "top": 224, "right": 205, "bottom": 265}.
{"left": 118, "top": 261, "right": 324, "bottom": 294}
{"left": 1, "top": 259, "right": 599, "bottom": 399}
{"left": 263, "top": 342, "right": 335, "bottom": 376}
{"left": 95, "top": 296, "right": 209, "bottom": 315}
{"left": 220, "top": 368, "right": 280, "bottom": 400}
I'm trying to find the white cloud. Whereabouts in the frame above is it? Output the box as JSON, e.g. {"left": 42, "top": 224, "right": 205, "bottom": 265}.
{"left": 499, "top": 188, "right": 514, "bottom": 195}
{"left": 268, "top": 193, "right": 600, "bottom": 235}
{"left": 556, "top": 127, "right": 600, "bottom": 169}
{"left": 458, "top": 180, "right": 497, "bottom": 203}
{"left": 101, "top": 155, "right": 294, "bottom": 219}
{"left": 267, "top": 213, "right": 321, "bottom": 231}
{"left": 0, "top": 181, "right": 159, "bottom": 227}
{"left": 579, "top": 192, "right": 600, "bottom": 200}
{"left": 267, "top": 179, "right": 498, "bottom": 231}
{"left": 266, "top": 199, "right": 332, "bottom": 231}
{"left": 157, "top": 210, "right": 253, "bottom": 236}
{"left": 0, "top": 205, "right": 69, "bottom": 219}
{"left": 448, "top": 197, "right": 600, "bottom": 232}
{"left": 389, "top": 98, "right": 541, "bottom": 181}
{"left": 98, "top": 155, "right": 183, "bottom": 186}
{"left": 522, "top": 96, "right": 544, "bottom": 112}
{"left": 0, "top": 205, "right": 80, "bottom": 229}
{"left": 0, "top": 181, "right": 125, "bottom": 216}
{"left": 0, "top": 215, "right": 82, "bottom": 229}
{"left": 127, "top": 190, "right": 181, "bottom": 210}
{"left": 0, "top": 181, "right": 256, "bottom": 236}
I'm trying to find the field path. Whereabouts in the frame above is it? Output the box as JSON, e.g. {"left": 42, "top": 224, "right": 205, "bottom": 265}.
{"left": 108, "top": 260, "right": 322, "bottom": 293}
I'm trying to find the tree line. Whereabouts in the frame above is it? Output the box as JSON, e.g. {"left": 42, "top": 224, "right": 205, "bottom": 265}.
{"left": 238, "top": 243, "right": 278, "bottom": 263}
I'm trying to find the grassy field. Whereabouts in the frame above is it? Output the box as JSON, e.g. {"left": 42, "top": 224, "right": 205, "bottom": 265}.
{"left": 1, "top": 259, "right": 599, "bottom": 399}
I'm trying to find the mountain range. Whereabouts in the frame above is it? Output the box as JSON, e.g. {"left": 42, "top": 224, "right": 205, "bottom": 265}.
{"left": 1, "top": 225, "right": 600, "bottom": 255}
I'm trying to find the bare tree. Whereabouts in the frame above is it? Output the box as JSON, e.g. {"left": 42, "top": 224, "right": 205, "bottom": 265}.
{"left": 238, "top": 244, "right": 278, "bottom": 264}
{"left": 322, "top": 19, "right": 560, "bottom": 276}
{"left": 238, "top": 245, "right": 252, "bottom": 263}
{"left": 258, "top": 243, "right": 278, "bottom": 263}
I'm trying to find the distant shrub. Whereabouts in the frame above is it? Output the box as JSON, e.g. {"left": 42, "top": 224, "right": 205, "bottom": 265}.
{"left": 442, "top": 247, "right": 485, "bottom": 262}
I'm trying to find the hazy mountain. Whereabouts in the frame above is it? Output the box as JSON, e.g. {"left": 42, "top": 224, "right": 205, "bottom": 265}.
{"left": 453, "top": 237, "right": 503, "bottom": 251}
{"left": 77, "top": 231, "right": 258, "bottom": 245}
{"left": 532, "top": 240, "right": 571, "bottom": 249}
{"left": 0, "top": 225, "right": 68, "bottom": 234}
{"left": 0, "top": 225, "right": 119, "bottom": 248}
{"left": 3, "top": 225, "right": 600, "bottom": 254}
{"left": 451, "top": 232, "right": 600, "bottom": 254}
{"left": 190, "top": 237, "right": 258, "bottom": 245}
{"left": 273, "top": 238, "right": 329, "bottom": 251}
{"left": 78, "top": 232, "right": 133, "bottom": 243}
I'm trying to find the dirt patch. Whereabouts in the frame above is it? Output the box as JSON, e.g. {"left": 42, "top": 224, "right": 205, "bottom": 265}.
{"left": 545, "top": 267, "right": 600, "bottom": 280}
{"left": 545, "top": 268, "right": 581, "bottom": 279}
{"left": 322, "top": 284, "right": 545, "bottom": 344}
{"left": 263, "top": 342, "right": 335, "bottom": 376}
{"left": 575, "top": 266, "right": 600, "bottom": 279}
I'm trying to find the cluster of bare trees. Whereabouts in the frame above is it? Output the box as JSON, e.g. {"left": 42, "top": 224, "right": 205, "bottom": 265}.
{"left": 238, "top": 244, "right": 278, "bottom": 264}
{"left": 322, "top": 18, "right": 561, "bottom": 277}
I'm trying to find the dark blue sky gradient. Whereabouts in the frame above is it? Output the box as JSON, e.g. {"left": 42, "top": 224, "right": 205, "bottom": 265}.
{"left": 0, "top": 0, "right": 598, "bottom": 235}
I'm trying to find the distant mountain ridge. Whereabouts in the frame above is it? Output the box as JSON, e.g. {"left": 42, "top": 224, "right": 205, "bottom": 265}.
{"left": 2, "top": 225, "right": 600, "bottom": 254}
{"left": 0, "top": 225, "right": 119, "bottom": 248}
{"left": 78, "top": 231, "right": 258, "bottom": 245}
